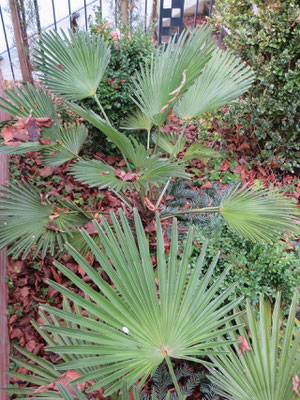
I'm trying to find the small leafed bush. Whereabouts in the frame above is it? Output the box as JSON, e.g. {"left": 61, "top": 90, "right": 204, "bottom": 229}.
{"left": 190, "top": 221, "right": 299, "bottom": 310}
{"left": 213, "top": 0, "right": 300, "bottom": 172}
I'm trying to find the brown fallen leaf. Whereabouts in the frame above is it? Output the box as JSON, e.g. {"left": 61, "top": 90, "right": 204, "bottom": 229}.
{"left": 144, "top": 197, "right": 156, "bottom": 212}
{"left": 293, "top": 374, "right": 300, "bottom": 397}
{"left": 32, "top": 370, "right": 82, "bottom": 395}
{"left": 237, "top": 141, "right": 250, "bottom": 151}
{"left": 238, "top": 336, "right": 251, "bottom": 355}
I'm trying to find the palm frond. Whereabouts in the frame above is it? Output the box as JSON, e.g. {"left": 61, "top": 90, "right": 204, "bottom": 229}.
{"left": 69, "top": 156, "right": 189, "bottom": 192}
{"left": 220, "top": 184, "right": 300, "bottom": 244}
{"left": 121, "top": 109, "right": 153, "bottom": 132}
{"left": 184, "top": 142, "right": 220, "bottom": 161}
{"left": 0, "top": 83, "right": 60, "bottom": 139}
{"left": 34, "top": 29, "right": 110, "bottom": 101}
{"left": 0, "top": 182, "right": 92, "bottom": 259}
{"left": 152, "top": 132, "right": 186, "bottom": 156}
{"left": 131, "top": 26, "right": 213, "bottom": 127}
{"left": 40, "top": 210, "right": 242, "bottom": 395}
{"left": 41, "top": 124, "right": 88, "bottom": 166}
{"left": 174, "top": 49, "right": 255, "bottom": 120}
{"left": 209, "top": 292, "right": 300, "bottom": 400}
{"left": 67, "top": 102, "right": 137, "bottom": 162}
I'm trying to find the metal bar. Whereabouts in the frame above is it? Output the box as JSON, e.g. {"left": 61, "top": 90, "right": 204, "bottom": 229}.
{"left": 68, "top": 0, "right": 72, "bottom": 29}
{"left": 144, "top": 0, "right": 147, "bottom": 32}
{"left": 33, "top": 0, "right": 41, "bottom": 35}
{"left": 0, "top": 5, "right": 15, "bottom": 80}
{"left": 194, "top": 0, "right": 199, "bottom": 28}
{"left": 208, "top": 0, "right": 214, "bottom": 18}
{"left": 51, "top": 0, "right": 57, "bottom": 30}
{"left": 83, "top": 0, "right": 88, "bottom": 30}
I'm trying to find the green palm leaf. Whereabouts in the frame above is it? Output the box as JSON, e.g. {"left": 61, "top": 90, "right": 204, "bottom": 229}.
{"left": 131, "top": 26, "right": 213, "bottom": 127}
{"left": 174, "top": 49, "right": 255, "bottom": 120}
{"left": 183, "top": 142, "right": 220, "bottom": 161}
{"left": 220, "top": 184, "right": 300, "bottom": 244}
{"left": 209, "top": 292, "right": 300, "bottom": 400}
{"left": 152, "top": 131, "right": 187, "bottom": 155}
{"left": 121, "top": 109, "right": 153, "bottom": 132}
{"left": 34, "top": 29, "right": 110, "bottom": 101}
{"left": 0, "top": 182, "right": 92, "bottom": 259}
{"left": 69, "top": 156, "right": 189, "bottom": 192}
{"left": 41, "top": 124, "right": 88, "bottom": 166}
{"left": 40, "top": 210, "right": 242, "bottom": 395}
{"left": 0, "top": 83, "right": 60, "bottom": 140}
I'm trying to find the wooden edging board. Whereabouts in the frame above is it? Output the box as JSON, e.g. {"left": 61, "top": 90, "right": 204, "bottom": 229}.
{"left": 0, "top": 70, "right": 9, "bottom": 400}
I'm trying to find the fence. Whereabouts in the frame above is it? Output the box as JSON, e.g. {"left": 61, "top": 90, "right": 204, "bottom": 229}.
{"left": 0, "top": 0, "right": 216, "bottom": 82}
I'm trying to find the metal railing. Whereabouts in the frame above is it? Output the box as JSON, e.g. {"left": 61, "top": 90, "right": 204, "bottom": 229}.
{"left": 0, "top": 0, "right": 216, "bottom": 81}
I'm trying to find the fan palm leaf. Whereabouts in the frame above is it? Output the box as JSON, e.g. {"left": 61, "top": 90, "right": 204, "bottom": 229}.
{"left": 131, "top": 26, "right": 213, "bottom": 127}
{"left": 0, "top": 182, "right": 92, "bottom": 259}
{"left": 183, "top": 142, "right": 220, "bottom": 161}
{"left": 121, "top": 109, "right": 153, "bottom": 132}
{"left": 39, "top": 210, "right": 242, "bottom": 395}
{"left": 219, "top": 184, "right": 300, "bottom": 244}
{"left": 209, "top": 292, "right": 300, "bottom": 400}
{"left": 174, "top": 49, "right": 255, "bottom": 120}
{"left": 41, "top": 124, "right": 88, "bottom": 166}
{"left": 34, "top": 29, "right": 110, "bottom": 101}
{"left": 152, "top": 131, "right": 187, "bottom": 156}
{"left": 69, "top": 157, "right": 189, "bottom": 192}
{"left": 0, "top": 83, "right": 60, "bottom": 140}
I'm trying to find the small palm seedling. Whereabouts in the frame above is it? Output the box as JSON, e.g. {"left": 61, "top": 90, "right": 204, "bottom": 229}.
{"left": 31, "top": 210, "right": 244, "bottom": 397}
{"left": 209, "top": 292, "right": 300, "bottom": 400}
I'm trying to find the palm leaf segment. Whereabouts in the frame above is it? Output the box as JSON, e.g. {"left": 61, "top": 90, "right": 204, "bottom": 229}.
{"left": 131, "top": 26, "right": 214, "bottom": 127}
{"left": 0, "top": 182, "right": 92, "bottom": 259}
{"left": 34, "top": 29, "right": 110, "bottom": 101}
{"left": 0, "top": 83, "right": 59, "bottom": 143}
{"left": 220, "top": 184, "right": 300, "bottom": 244}
{"left": 0, "top": 84, "right": 87, "bottom": 165}
{"left": 209, "top": 292, "right": 300, "bottom": 400}
{"left": 41, "top": 210, "right": 242, "bottom": 395}
{"left": 174, "top": 49, "right": 255, "bottom": 120}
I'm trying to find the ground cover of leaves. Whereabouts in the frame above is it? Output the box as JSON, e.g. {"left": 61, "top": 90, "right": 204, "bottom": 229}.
{"left": 6, "top": 115, "right": 299, "bottom": 398}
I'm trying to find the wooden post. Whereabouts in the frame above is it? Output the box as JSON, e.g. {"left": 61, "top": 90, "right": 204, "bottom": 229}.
{"left": 0, "top": 68, "right": 9, "bottom": 400}
{"left": 121, "top": 0, "right": 128, "bottom": 25}
{"left": 9, "top": 0, "right": 33, "bottom": 83}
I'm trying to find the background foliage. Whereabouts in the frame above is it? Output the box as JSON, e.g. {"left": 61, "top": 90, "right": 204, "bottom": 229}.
{"left": 213, "top": 0, "right": 300, "bottom": 172}
{"left": 190, "top": 220, "right": 299, "bottom": 310}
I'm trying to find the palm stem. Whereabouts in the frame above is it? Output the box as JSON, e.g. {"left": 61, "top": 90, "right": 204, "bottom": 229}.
{"left": 147, "top": 128, "right": 151, "bottom": 150}
{"left": 154, "top": 127, "right": 161, "bottom": 154}
{"left": 93, "top": 94, "right": 111, "bottom": 125}
{"left": 160, "top": 206, "right": 220, "bottom": 220}
{"left": 165, "top": 356, "right": 184, "bottom": 400}
{"left": 170, "top": 120, "right": 188, "bottom": 160}
{"left": 155, "top": 179, "right": 170, "bottom": 210}
{"left": 111, "top": 190, "right": 134, "bottom": 211}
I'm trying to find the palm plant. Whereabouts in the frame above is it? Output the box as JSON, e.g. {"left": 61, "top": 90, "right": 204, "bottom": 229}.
{"left": 3, "top": 211, "right": 243, "bottom": 398}
{"left": 0, "top": 26, "right": 298, "bottom": 260}
{"left": 209, "top": 292, "right": 300, "bottom": 400}
{"left": 36, "top": 210, "right": 243, "bottom": 397}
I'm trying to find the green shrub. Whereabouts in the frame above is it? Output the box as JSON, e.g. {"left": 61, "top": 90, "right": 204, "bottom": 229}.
{"left": 78, "top": 17, "right": 156, "bottom": 149}
{"left": 190, "top": 221, "right": 299, "bottom": 310}
{"left": 213, "top": 0, "right": 300, "bottom": 172}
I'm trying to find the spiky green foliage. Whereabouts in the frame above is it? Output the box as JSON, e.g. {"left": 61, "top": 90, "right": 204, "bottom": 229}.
{"left": 34, "top": 29, "right": 110, "bottom": 101}
{"left": 69, "top": 157, "right": 188, "bottom": 192}
{"left": 174, "top": 49, "right": 255, "bottom": 120}
{"left": 219, "top": 184, "right": 300, "bottom": 244}
{"left": 0, "top": 83, "right": 59, "bottom": 140}
{"left": 39, "top": 210, "right": 242, "bottom": 395}
{"left": 41, "top": 124, "right": 88, "bottom": 166}
{"left": 152, "top": 132, "right": 187, "bottom": 155}
{"left": 0, "top": 182, "right": 92, "bottom": 259}
{"left": 121, "top": 109, "right": 153, "bottom": 132}
{"left": 131, "top": 26, "right": 214, "bottom": 127}
{"left": 183, "top": 142, "right": 219, "bottom": 161}
{"left": 209, "top": 292, "right": 300, "bottom": 400}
